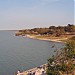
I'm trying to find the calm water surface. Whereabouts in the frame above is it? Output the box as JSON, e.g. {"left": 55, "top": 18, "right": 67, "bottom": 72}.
{"left": 0, "top": 31, "right": 64, "bottom": 75}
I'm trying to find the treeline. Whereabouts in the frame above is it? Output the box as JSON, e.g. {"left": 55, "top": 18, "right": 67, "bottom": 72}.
{"left": 16, "top": 24, "right": 75, "bottom": 36}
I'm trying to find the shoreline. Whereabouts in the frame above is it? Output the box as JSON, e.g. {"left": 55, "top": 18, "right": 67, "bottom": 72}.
{"left": 22, "top": 35, "right": 67, "bottom": 43}
{"left": 17, "top": 35, "right": 66, "bottom": 75}
{"left": 17, "top": 64, "right": 47, "bottom": 75}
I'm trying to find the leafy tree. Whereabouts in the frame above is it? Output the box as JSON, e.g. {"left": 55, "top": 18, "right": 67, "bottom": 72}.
{"left": 65, "top": 24, "right": 75, "bottom": 32}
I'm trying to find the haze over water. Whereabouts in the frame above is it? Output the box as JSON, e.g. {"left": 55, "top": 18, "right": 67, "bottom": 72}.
{"left": 0, "top": 31, "right": 64, "bottom": 75}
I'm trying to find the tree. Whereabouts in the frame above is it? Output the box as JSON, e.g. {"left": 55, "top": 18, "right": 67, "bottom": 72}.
{"left": 65, "top": 24, "right": 75, "bottom": 32}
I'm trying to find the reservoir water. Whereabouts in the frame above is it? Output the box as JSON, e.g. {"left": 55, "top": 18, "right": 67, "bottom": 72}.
{"left": 0, "top": 31, "right": 64, "bottom": 75}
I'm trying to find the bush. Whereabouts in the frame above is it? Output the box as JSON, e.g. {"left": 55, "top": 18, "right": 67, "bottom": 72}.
{"left": 46, "top": 40, "right": 75, "bottom": 75}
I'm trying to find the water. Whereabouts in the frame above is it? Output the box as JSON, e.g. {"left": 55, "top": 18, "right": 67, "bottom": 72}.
{"left": 0, "top": 31, "right": 64, "bottom": 75}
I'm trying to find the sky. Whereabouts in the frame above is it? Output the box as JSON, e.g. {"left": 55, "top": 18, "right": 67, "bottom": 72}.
{"left": 0, "top": 0, "right": 74, "bottom": 30}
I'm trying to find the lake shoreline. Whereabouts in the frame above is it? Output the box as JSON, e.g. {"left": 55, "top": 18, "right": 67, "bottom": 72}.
{"left": 22, "top": 35, "right": 66, "bottom": 43}
{"left": 17, "top": 35, "right": 66, "bottom": 75}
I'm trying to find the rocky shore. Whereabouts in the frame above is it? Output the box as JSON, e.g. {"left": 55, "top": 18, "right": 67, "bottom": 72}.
{"left": 17, "top": 64, "right": 47, "bottom": 75}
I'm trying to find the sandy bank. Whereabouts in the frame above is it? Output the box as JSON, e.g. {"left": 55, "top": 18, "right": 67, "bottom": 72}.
{"left": 23, "top": 35, "right": 67, "bottom": 43}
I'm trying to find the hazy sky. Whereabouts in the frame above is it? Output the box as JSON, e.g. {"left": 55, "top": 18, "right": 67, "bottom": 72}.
{"left": 0, "top": 0, "right": 74, "bottom": 30}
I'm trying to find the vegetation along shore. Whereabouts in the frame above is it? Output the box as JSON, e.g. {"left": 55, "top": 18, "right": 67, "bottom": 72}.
{"left": 15, "top": 24, "right": 75, "bottom": 42}
{"left": 15, "top": 24, "right": 75, "bottom": 75}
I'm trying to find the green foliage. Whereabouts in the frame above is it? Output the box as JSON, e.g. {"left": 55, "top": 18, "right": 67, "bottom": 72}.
{"left": 47, "top": 57, "right": 54, "bottom": 64}
{"left": 70, "top": 64, "right": 74, "bottom": 70}
{"left": 66, "top": 40, "right": 75, "bottom": 50}
{"left": 65, "top": 40, "right": 75, "bottom": 58}
{"left": 46, "top": 40, "right": 75, "bottom": 75}
{"left": 46, "top": 70, "right": 60, "bottom": 75}
{"left": 65, "top": 24, "right": 75, "bottom": 32}
{"left": 60, "top": 64, "right": 66, "bottom": 71}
